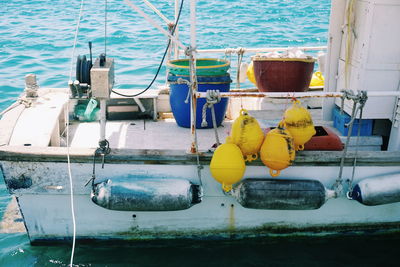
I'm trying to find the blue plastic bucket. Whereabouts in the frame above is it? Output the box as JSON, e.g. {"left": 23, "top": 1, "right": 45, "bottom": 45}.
{"left": 168, "top": 74, "right": 231, "bottom": 128}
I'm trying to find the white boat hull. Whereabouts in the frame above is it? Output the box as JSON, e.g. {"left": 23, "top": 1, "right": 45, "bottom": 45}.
{"left": 2, "top": 157, "right": 400, "bottom": 243}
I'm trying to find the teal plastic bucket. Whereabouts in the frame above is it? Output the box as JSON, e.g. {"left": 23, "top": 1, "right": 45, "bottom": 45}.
{"left": 167, "top": 58, "right": 230, "bottom": 76}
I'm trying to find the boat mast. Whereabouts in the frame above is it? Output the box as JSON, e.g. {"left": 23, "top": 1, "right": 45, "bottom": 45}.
{"left": 190, "top": 0, "right": 196, "bottom": 48}
{"left": 189, "top": 0, "right": 198, "bottom": 153}
{"left": 174, "top": 0, "right": 180, "bottom": 59}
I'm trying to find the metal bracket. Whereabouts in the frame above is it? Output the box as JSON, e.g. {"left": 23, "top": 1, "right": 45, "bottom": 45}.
{"left": 96, "top": 139, "right": 111, "bottom": 169}
{"left": 393, "top": 97, "right": 400, "bottom": 128}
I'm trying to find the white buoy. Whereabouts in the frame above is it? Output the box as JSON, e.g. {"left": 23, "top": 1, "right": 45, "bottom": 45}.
{"left": 351, "top": 173, "right": 400, "bottom": 206}
{"left": 239, "top": 62, "right": 249, "bottom": 83}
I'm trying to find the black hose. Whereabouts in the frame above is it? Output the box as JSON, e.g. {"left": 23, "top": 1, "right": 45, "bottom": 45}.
{"left": 111, "top": 0, "right": 184, "bottom": 98}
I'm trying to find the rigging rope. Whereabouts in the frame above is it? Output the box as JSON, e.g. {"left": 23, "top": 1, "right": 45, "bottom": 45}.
{"left": 333, "top": 90, "right": 367, "bottom": 197}
{"left": 111, "top": 0, "right": 184, "bottom": 98}
{"left": 347, "top": 91, "right": 367, "bottom": 198}
{"left": 334, "top": 92, "right": 357, "bottom": 196}
{"left": 67, "top": 0, "right": 85, "bottom": 265}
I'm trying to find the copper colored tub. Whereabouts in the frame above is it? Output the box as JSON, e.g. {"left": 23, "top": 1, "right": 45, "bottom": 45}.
{"left": 252, "top": 57, "right": 315, "bottom": 92}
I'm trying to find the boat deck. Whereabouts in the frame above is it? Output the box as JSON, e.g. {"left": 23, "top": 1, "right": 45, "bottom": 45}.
{"left": 69, "top": 119, "right": 230, "bottom": 151}
{"left": 0, "top": 88, "right": 384, "bottom": 152}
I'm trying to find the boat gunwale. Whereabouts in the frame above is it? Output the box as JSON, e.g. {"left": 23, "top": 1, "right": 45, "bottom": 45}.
{"left": 0, "top": 146, "right": 399, "bottom": 166}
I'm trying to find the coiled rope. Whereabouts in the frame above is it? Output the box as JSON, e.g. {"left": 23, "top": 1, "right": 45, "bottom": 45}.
{"left": 67, "top": 0, "right": 85, "bottom": 265}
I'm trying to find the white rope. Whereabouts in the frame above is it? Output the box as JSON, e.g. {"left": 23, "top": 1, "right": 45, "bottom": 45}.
{"left": 67, "top": 0, "right": 85, "bottom": 266}
{"left": 66, "top": 103, "right": 76, "bottom": 267}
{"left": 201, "top": 90, "right": 221, "bottom": 146}
{"left": 235, "top": 48, "right": 244, "bottom": 90}
{"left": 201, "top": 90, "right": 221, "bottom": 127}
{"left": 68, "top": 0, "right": 85, "bottom": 82}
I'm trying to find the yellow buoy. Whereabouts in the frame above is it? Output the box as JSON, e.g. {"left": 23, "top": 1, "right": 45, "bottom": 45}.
{"left": 309, "top": 71, "right": 324, "bottom": 87}
{"left": 260, "top": 122, "right": 295, "bottom": 177}
{"left": 226, "top": 109, "right": 265, "bottom": 162}
{"left": 284, "top": 100, "right": 316, "bottom": 151}
{"left": 210, "top": 143, "right": 246, "bottom": 192}
{"left": 246, "top": 61, "right": 257, "bottom": 85}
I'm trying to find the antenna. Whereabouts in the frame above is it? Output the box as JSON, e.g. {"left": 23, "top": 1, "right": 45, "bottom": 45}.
{"left": 104, "top": 0, "right": 107, "bottom": 58}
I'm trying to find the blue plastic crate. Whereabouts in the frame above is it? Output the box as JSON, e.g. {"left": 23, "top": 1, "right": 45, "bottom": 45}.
{"left": 332, "top": 106, "right": 373, "bottom": 136}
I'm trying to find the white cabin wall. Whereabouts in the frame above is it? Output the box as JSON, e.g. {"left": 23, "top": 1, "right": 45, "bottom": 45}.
{"left": 335, "top": 0, "right": 400, "bottom": 119}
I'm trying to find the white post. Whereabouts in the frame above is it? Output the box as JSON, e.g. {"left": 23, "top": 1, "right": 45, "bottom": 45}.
{"left": 123, "top": 0, "right": 186, "bottom": 50}
{"left": 190, "top": 0, "right": 196, "bottom": 49}
{"left": 174, "top": 0, "right": 180, "bottom": 59}
{"left": 100, "top": 99, "right": 107, "bottom": 142}
{"left": 322, "top": 0, "right": 347, "bottom": 121}
{"left": 143, "top": 0, "right": 171, "bottom": 25}
{"left": 189, "top": 0, "right": 197, "bottom": 153}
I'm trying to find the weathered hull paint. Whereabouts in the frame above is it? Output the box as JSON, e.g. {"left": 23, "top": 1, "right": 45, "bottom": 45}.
{"left": 2, "top": 159, "right": 400, "bottom": 243}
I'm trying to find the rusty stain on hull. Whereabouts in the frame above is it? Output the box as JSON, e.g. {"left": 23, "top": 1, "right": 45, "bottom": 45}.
{"left": 229, "top": 204, "right": 235, "bottom": 231}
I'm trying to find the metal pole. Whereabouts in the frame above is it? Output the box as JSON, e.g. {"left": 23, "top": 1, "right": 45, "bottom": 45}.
{"left": 189, "top": 0, "right": 197, "bottom": 153}
{"left": 124, "top": 0, "right": 186, "bottom": 50}
{"left": 190, "top": 0, "right": 196, "bottom": 49}
{"left": 174, "top": 0, "right": 180, "bottom": 59}
{"left": 143, "top": 0, "right": 171, "bottom": 25}
{"left": 180, "top": 46, "right": 327, "bottom": 54}
{"left": 189, "top": 50, "right": 198, "bottom": 153}
{"left": 195, "top": 91, "right": 400, "bottom": 99}
{"left": 166, "top": 25, "right": 173, "bottom": 84}
{"left": 99, "top": 99, "right": 107, "bottom": 142}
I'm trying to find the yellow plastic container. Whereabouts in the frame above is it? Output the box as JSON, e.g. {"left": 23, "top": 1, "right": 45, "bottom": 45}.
{"left": 284, "top": 100, "right": 316, "bottom": 151}
{"left": 260, "top": 123, "right": 295, "bottom": 177}
{"left": 246, "top": 61, "right": 257, "bottom": 85}
{"left": 309, "top": 71, "right": 324, "bottom": 87}
{"left": 210, "top": 143, "right": 246, "bottom": 192}
{"left": 226, "top": 109, "right": 265, "bottom": 162}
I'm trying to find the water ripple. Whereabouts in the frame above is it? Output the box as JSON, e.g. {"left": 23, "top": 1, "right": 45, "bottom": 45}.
{"left": 0, "top": 0, "right": 330, "bottom": 110}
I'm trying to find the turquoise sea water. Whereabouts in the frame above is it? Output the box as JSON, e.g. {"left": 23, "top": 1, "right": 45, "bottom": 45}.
{"left": 1, "top": 0, "right": 399, "bottom": 266}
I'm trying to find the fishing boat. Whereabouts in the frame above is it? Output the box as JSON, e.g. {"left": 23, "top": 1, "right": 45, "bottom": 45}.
{"left": 1, "top": 0, "right": 400, "bottom": 246}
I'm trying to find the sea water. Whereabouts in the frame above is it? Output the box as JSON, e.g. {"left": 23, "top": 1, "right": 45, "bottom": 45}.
{"left": 1, "top": 0, "right": 399, "bottom": 266}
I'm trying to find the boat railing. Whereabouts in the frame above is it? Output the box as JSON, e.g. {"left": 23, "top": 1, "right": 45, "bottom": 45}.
{"left": 196, "top": 90, "right": 400, "bottom": 99}
{"left": 180, "top": 46, "right": 327, "bottom": 54}
{"left": 173, "top": 46, "right": 328, "bottom": 91}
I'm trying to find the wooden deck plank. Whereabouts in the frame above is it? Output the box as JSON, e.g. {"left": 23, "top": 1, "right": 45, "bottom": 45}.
{"left": 1, "top": 145, "right": 400, "bottom": 166}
